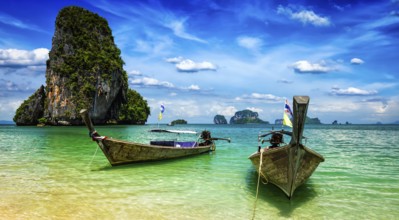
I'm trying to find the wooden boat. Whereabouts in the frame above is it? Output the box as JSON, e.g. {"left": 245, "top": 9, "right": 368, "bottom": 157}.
{"left": 248, "top": 96, "right": 324, "bottom": 199}
{"left": 80, "top": 109, "right": 230, "bottom": 166}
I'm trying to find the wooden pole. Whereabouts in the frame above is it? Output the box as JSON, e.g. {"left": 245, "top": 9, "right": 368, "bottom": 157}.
{"left": 79, "top": 109, "right": 95, "bottom": 134}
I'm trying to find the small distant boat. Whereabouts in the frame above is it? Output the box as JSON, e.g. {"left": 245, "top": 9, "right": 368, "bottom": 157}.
{"left": 248, "top": 96, "right": 324, "bottom": 199}
{"left": 80, "top": 109, "right": 230, "bottom": 166}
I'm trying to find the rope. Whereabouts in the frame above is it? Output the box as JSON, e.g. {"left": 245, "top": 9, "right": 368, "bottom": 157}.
{"left": 252, "top": 148, "right": 265, "bottom": 220}
{"left": 88, "top": 144, "right": 99, "bottom": 168}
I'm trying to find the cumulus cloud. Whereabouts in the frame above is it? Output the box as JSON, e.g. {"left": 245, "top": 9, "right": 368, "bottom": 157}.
{"left": 130, "top": 77, "right": 175, "bottom": 89}
{"left": 129, "top": 74, "right": 204, "bottom": 92}
{"left": 277, "top": 5, "right": 331, "bottom": 26}
{"left": 235, "top": 93, "right": 283, "bottom": 102}
{"left": 210, "top": 105, "right": 238, "bottom": 117}
{"left": 237, "top": 36, "right": 264, "bottom": 50}
{"left": 165, "top": 57, "right": 217, "bottom": 73}
{"left": 175, "top": 59, "right": 217, "bottom": 72}
{"left": 291, "top": 60, "right": 335, "bottom": 74}
{"left": 350, "top": 58, "right": 364, "bottom": 65}
{"left": 330, "top": 86, "right": 378, "bottom": 96}
{"left": 0, "top": 48, "right": 49, "bottom": 67}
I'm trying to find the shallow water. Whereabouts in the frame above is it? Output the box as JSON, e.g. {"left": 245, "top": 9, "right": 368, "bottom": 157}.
{"left": 1, "top": 124, "right": 398, "bottom": 219}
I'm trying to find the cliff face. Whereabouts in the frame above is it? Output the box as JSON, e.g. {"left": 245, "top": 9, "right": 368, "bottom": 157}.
{"left": 229, "top": 110, "right": 268, "bottom": 124}
{"left": 44, "top": 6, "right": 128, "bottom": 125}
{"left": 13, "top": 6, "right": 152, "bottom": 126}
{"left": 214, "top": 115, "right": 227, "bottom": 124}
{"left": 13, "top": 86, "right": 46, "bottom": 125}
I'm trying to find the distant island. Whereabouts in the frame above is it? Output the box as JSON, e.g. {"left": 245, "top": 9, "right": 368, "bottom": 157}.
{"left": 306, "top": 117, "right": 322, "bottom": 124}
{"left": 214, "top": 115, "right": 227, "bottom": 124}
{"left": 275, "top": 117, "right": 322, "bottom": 124}
{"left": 332, "top": 120, "right": 351, "bottom": 125}
{"left": 229, "top": 110, "right": 269, "bottom": 124}
{"left": 170, "top": 119, "right": 187, "bottom": 125}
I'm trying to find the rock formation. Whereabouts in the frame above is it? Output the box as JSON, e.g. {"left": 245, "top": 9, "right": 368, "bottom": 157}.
{"left": 214, "top": 115, "right": 227, "bottom": 124}
{"left": 13, "top": 85, "right": 46, "bottom": 125}
{"left": 229, "top": 110, "right": 268, "bottom": 124}
{"left": 14, "top": 6, "right": 150, "bottom": 125}
{"left": 44, "top": 6, "right": 127, "bottom": 125}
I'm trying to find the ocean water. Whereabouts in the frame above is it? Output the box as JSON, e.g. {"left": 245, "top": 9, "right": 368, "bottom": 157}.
{"left": 0, "top": 124, "right": 398, "bottom": 219}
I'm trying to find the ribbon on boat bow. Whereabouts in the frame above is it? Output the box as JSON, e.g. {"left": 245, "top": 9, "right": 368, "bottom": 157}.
{"left": 89, "top": 130, "right": 107, "bottom": 141}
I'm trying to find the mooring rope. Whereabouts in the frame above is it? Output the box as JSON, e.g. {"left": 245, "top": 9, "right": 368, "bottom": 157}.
{"left": 252, "top": 148, "right": 265, "bottom": 220}
{"left": 88, "top": 145, "right": 99, "bottom": 168}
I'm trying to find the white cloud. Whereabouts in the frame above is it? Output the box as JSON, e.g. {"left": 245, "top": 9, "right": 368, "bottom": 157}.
{"left": 350, "top": 58, "right": 364, "bottom": 65}
{"left": 330, "top": 86, "right": 378, "bottom": 96}
{"left": 175, "top": 59, "right": 217, "bottom": 72}
{"left": 187, "top": 85, "right": 200, "bottom": 90}
{"left": 277, "top": 5, "right": 331, "bottom": 26}
{"left": 166, "top": 19, "right": 207, "bottom": 43}
{"left": 237, "top": 36, "right": 263, "bottom": 50}
{"left": 130, "top": 77, "right": 175, "bottom": 88}
{"left": 210, "top": 105, "right": 237, "bottom": 117}
{"left": 0, "top": 48, "right": 49, "bottom": 67}
{"left": 128, "top": 70, "right": 142, "bottom": 77}
{"left": 291, "top": 60, "right": 334, "bottom": 74}
{"left": 165, "top": 56, "right": 184, "bottom": 63}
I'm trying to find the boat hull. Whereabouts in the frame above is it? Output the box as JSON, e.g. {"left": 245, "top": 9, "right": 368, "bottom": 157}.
{"left": 97, "top": 138, "right": 214, "bottom": 166}
{"left": 249, "top": 144, "right": 324, "bottom": 198}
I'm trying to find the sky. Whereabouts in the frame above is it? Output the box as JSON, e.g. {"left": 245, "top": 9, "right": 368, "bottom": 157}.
{"left": 1, "top": 0, "right": 399, "bottom": 124}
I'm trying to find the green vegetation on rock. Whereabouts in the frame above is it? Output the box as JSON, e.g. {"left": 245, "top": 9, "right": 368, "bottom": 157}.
{"left": 47, "top": 6, "right": 128, "bottom": 115}
{"left": 230, "top": 109, "right": 269, "bottom": 124}
{"left": 14, "top": 6, "right": 150, "bottom": 125}
{"left": 118, "top": 89, "right": 151, "bottom": 124}
{"left": 171, "top": 119, "right": 187, "bottom": 125}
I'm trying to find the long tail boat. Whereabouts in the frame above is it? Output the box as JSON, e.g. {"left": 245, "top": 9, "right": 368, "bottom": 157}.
{"left": 80, "top": 109, "right": 230, "bottom": 166}
{"left": 248, "top": 96, "right": 324, "bottom": 199}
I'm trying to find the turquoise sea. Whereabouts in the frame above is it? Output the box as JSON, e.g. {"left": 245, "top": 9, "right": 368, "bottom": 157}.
{"left": 1, "top": 124, "right": 398, "bottom": 219}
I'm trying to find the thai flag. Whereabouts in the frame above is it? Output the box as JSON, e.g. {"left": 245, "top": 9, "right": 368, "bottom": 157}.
{"left": 160, "top": 104, "right": 165, "bottom": 113}
{"left": 284, "top": 99, "right": 293, "bottom": 117}
{"left": 283, "top": 99, "right": 293, "bottom": 127}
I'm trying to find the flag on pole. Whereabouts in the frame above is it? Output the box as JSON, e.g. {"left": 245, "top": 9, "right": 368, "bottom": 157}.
{"left": 283, "top": 99, "right": 293, "bottom": 127}
{"left": 160, "top": 104, "right": 165, "bottom": 113}
{"left": 158, "top": 104, "right": 165, "bottom": 121}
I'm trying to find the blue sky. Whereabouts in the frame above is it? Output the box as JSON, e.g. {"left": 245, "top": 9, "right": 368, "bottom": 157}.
{"left": 1, "top": 0, "right": 399, "bottom": 124}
